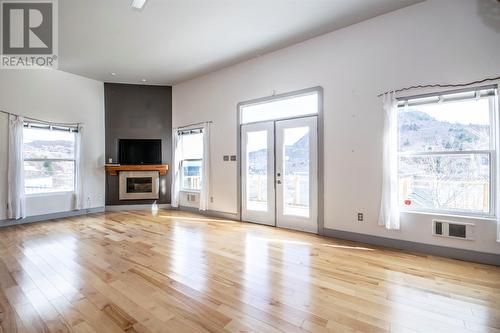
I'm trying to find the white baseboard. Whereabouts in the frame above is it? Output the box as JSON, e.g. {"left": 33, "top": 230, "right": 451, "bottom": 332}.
{"left": 105, "top": 204, "right": 172, "bottom": 212}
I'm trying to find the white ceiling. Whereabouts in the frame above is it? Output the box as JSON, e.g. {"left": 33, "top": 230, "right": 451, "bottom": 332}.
{"left": 59, "top": 0, "right": 422, "bottom": 85}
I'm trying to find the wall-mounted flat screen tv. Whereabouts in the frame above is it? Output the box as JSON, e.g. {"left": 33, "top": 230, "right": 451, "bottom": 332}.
{"left": 119, "top": 139, "right": 162, "bottom": 165}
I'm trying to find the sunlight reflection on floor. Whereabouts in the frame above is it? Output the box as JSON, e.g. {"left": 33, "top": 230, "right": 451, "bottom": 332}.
{"left": 157, "top": 214, "right": 235, "bottom": 223}
{"left": 242, "top": 234, "right": 272, "bottom": 312}
{"left": 251, "top": 236, "right": 374, "bottom": 251}
{"left": 172, "top": 225, "right": 207, "bottom": 291}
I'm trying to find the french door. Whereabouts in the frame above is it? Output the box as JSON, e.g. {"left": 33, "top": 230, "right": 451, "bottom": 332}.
{"left": 241, "top": 116, "right": 318, "bottom": 233}
{"left": 241, "top": 121, "right": 275, "bottom": 225}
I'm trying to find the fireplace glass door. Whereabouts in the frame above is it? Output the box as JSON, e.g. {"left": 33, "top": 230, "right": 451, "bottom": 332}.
{"left": 127, "top": 177, "right": 153, "bottom": 193}
{"left": 119, "top": 171, "right": 159, "bottom": 200}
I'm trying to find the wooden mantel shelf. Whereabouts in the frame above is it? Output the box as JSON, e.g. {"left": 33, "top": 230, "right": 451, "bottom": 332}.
{"left": 105, "top": 164, "right": 169, "bottom": 176}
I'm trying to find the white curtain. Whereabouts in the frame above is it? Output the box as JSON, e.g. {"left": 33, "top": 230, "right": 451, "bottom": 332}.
{"left": 493, "top": 92, "right": 500, "bottom": 243}
{"left": 7, "top": 115, "right": 26, "bottom": 219}
{"left": 73, "top": 125, "right": 85, "bottom": 210}
{"left": 199, "top": 122, "right": 211, "bottom": 210}
{"left": 171, "top": 128, "right": 182, "bottom": 208}
{"left": 378, "top": 92, "right": 400, "bottom": 230}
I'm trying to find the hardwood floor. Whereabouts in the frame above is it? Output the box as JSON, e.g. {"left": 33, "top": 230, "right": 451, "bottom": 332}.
{"left": 0, "top": 210, "right": 499, "bottom": 333}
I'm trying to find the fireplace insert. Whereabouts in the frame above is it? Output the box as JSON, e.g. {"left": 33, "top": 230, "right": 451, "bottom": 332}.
{"left": 119, "top": 171, "right": 159, "bottom": 200}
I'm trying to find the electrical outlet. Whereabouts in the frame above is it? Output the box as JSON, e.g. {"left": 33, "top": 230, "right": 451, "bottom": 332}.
{"left": 210, "top": 196, "right": 214, "bottom": 203}
{"left": 357, "top": 213, "right": 364, "bottom": 222}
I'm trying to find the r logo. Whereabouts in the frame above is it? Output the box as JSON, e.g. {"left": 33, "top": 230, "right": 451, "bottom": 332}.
{"left": 2, "top": 2, "right": 53, "bottom": 54}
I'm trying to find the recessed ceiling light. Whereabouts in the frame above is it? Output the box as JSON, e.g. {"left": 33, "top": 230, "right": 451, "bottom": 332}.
{"left": 110, "top": 72, "right": 116, "bottom": 76}
{"left": 131, "top": 0, "right": 147, "bottom": 9}
{"left": 141, "top": 78, "right": 147, "bottom": 82}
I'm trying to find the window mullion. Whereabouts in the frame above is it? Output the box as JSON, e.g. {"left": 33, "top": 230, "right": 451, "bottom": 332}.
{"left": 399, "top": 150, "right": 493, "bottom": 157}
{"left": 24, "top": 158, "right": 76, "bottom": 162}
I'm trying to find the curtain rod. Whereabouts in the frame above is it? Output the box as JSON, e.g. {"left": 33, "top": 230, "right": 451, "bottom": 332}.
{"left": 0, "top": 109, "right": 82, "bottom": 127}
{"left": 377, "top": 75, "right": 500, "bottom": 98}
{"left": 176, "top": 120, "right": 213, "bottom": 129}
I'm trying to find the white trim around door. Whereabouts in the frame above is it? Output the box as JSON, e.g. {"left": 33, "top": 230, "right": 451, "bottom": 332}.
{"left": 237, "top": 86, "right": 324, "bottom": 234}
{"left": 241, "top": 121, "right": 275, "bottom": 225}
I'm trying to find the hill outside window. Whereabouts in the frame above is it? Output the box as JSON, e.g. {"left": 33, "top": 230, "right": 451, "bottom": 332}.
{"left": 397, "top": 86, "right": 498, "bottom": 217}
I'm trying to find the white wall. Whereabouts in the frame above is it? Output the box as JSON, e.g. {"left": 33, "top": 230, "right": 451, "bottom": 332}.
{"left": 173, "top": 0, "right": 500, "bottom": 254}
{"left": 0, "top": 69, "right": 105, "bottom": 219}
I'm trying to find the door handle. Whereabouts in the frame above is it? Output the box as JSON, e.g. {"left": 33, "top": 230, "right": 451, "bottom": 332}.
{"left": 277, "top": 180, "right": 282, "bottom": 185}
{"left": 277, "top": 172, "right": 281, "bottom": 177}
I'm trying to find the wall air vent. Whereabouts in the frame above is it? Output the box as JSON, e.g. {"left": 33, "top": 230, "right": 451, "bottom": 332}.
{"left": 180, "top": 192, "right": 199, "bottom": 208}
{"left": 187, "top": 193, "right": 198, "bottom": 203}
{"left": 432, "top": 219, "right": 475, "bottom": 240}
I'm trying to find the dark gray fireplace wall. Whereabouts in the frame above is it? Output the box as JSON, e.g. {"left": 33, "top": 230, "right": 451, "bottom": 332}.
{"left": 104, "top": 83, "right": 172, "bottom": 205}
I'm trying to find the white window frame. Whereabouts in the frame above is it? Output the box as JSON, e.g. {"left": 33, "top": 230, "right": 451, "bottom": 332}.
{"left": 179, "top": 129, "right": 203, "bottom": 193}
{"left": 239, "top": 90, "right": 319, "bottom": 125}
{"left": 23, "top": 123, "right": 78, "bottom": 196}
{"left": 397, "top": 86, "right": 498, "bottom": 219}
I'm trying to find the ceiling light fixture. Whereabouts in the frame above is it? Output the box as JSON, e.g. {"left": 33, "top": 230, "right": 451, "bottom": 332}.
{"left": 141, "top": 78, "right": 147, "bottom": 82}
{"left": 131, "top": 0, "right": 147, "bottom": 10}
{"left": 110, "top": 72, "right": 116, "bottom": 76}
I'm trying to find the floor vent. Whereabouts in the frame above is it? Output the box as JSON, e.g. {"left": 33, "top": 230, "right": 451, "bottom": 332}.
{"left": 432, "top": 219, "right": 475, "bottom": 240}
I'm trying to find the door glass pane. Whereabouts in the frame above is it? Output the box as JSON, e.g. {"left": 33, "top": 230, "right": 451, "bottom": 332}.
{"left": 241, "top": 92, "right": 318, "bottom": 124}
{"left": 283, "top": 127, "right": 309, "bottom": 217}
{"left": 246, "top": 131, "right": 268, "bottom": 211}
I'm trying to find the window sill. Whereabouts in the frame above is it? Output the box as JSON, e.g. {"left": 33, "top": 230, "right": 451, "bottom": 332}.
{"left": 26, "top": 191, "right": 74, "bottom": 198}
{"left": 400, "top": 209, "right": 496, "bottom": 222}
